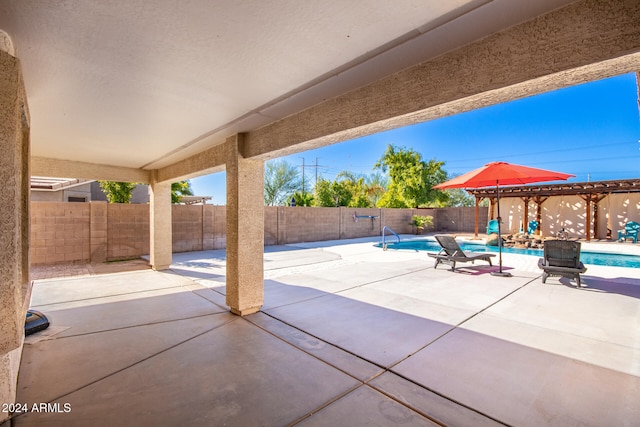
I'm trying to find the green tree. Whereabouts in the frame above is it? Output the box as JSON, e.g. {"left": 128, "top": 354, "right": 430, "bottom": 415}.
{"left": 313, "top": 172, "right": 374, "bottom": 208}
{"left": 443, "top": 188, "right": 475, "bottom": 207}
{"left": 99, "top": 180, "right": 194, "bottom": 204}
{"left": 313, "top": 179, "right": 350, "bottom": 206}
{"left": 264, "top": 160, "right": 300, "bottom": 206}
{"left": 335, "top": 171, "right": 365, "bottom": 207}
{"left": 292, "top": 191, "right": 314, "bottom": 207}
{"left": 375, "top": 185, "right": 407, "bottom": 208}
{"left": 438, "top": 173, "right": 490, "bottom": 207}
{"left": 348, "top": 183, "right": 372, "bottom": 208}
{"left": 98, "top": 181, "right": 137, "bottom": 203}
{"left": 374, "top": 145, "right": 447, "bottom": 208}
{"left": 364, "top": 172, "right": 388, "bottom": 206}
{"left": 314, "top": 179, "right": 340, "bottom": 207}
{"left": 341, "top": 175, "right": 372, "bottom": 208}
{"left": 171, "top": 180, "right": 194, "bottom": 204}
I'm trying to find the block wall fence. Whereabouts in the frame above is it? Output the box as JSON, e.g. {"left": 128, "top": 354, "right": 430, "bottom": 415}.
{"left": 30, "top": 201, "right": 487, "bottom": 265}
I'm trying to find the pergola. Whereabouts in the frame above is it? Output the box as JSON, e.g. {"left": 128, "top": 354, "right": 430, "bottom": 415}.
{"left": 467, "top": 179, "right": 640, "bottom": 240}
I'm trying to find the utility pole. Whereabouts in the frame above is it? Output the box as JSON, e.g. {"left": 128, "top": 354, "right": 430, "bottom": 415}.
{"left": 301, "top": 157, "right": 326, "bottom": 194}
{"left": 301, "top": 158, "right": 305, "bottom": 194}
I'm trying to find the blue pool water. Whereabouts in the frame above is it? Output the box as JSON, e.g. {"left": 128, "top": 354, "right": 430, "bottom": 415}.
{"left": 377, "top": 239, "right": 640, "bottom": 268}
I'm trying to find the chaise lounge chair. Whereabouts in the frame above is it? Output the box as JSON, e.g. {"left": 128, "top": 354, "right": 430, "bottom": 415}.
{"left": 537, "top": 239, "right": 587, "bottom": 288}
{"left": 429, "top": 235, "right": 496, "bottom": 272}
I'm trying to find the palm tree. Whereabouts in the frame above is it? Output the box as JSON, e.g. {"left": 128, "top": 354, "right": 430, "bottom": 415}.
{"left": 364, "top": 172, "right": 388, "bottom": 206}
{"left": 264, "top": 160, "right": 300, "bottom": 205}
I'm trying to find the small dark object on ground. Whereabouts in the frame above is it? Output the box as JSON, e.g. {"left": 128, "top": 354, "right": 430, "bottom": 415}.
{"left": 25, "top": 309, "right": 49, "bottom": 336}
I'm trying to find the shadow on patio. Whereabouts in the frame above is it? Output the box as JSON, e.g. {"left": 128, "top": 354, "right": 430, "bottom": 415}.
{"left": 15, "top": 242, "right": 640, "bottom": 426}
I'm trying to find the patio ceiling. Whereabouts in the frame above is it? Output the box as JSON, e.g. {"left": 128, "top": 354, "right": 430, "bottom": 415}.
{"left": 0, "top": 0, "right": 577, "bottom": 173}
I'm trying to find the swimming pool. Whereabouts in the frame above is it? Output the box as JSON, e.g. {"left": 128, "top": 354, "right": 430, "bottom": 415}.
{"left": 377, "top": 238, "right": 640, "bottom": 268}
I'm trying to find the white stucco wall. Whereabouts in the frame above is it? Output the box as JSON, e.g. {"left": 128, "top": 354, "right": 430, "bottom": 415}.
{"left": 499, "top": 192, "right": 640, "bottom": 239}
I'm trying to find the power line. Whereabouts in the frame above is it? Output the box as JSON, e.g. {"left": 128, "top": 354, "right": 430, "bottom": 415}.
{"left": 447, "top": 154, "right": 639, "bottom": 173}
{"left": 299, "top": 157, "right": 328, "bottom": 191}
{"left": 442, "top": 140, "right": 636, "bottom": 166}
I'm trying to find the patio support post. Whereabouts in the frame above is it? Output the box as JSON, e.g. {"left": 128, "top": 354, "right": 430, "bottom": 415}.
{"left": 225, "top": 134, "right": 264, "bottom": 316}
{"left": 0, "top": 44, "right": 31, "bottom": 423}
{"left": 593, "top": 198, "right": 598, "bottom": 239}
{"left": 591, "top": 194, "right": 606, "bottom": 239}
{"left": 474, "top": 196, "right": 480, "bottom": 237}
{"left": 578, "top": 193, "right": 606, "bottom": 240}
{"left": 489, "top": 197, "right": 495, "bottom": 220}
{"left": 149, "top": 170, "right": 172, "bottom": 270}
{"left": 521, "top": 196, "right": 530, "bottom": 234}
{"left": 534, "top": 196, "right": 548, "bottom": 236}
{"left": 584, "top": 194, "right": 592, "bottom": 241}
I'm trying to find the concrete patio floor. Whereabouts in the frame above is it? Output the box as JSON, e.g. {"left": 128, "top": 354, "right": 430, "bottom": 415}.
{"left": 13, "top": 236, "right": 640, "bottom": 426}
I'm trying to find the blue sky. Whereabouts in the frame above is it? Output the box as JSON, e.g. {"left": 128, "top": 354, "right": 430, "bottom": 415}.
{"left": 191, "top": 72, "right": 640, "bottom": 204}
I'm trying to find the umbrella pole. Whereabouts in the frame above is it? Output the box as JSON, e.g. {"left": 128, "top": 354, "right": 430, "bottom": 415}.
{"left": 491, "top": 182, "right": 512, "bottom": 277}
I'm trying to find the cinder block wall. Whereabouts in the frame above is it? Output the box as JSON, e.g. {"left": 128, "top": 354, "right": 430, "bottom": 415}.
{"left": 107, "top": 203, "right": 149, "bottom": 260}
{"left": 264, "top": 207, "right": 278, "bottom": 246}
{"left": 30, "top": 202, "right": 91, "bottom": 264}
{"left": 435, "top": 207, "right": 481, "bottom": 232}
{"left": 381, "top": 208, "right": 415, "bottom": 235}
{"left": 30, "top": 202, "right": 486, "bottom": 265}
{"left": 173, "top": 204, "right": 203, "bottom": 253}
{"left": 279, "top": 207, "right": 340, "bottom": 244}
{"left": 341, "top": 208, "right": 381, "bottom": 239}
{"left": 202, "top": 205, "right": 215, "bottom": 250}
{"left": 212, "top": 205, "right": 226, "bottom": 249}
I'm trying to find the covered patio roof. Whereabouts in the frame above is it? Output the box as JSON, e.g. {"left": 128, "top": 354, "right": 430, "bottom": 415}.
{"left": 3, "top": 0, "right": 639, "bottom": 183}
{"left": 2, "top": 1, "right": 640, "bottom": 422}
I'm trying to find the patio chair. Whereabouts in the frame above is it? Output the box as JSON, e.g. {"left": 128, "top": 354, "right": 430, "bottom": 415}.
{"left": 428, "top": 235, "right": 495, "bottom": 272}
{"left": 486, "top": 219, "right": 499, "bottom": 235}
{"left": 617, "top": 221, "right": 640, "bottom": 243}
{"left": 537, "top": 239, "right": 587, "bottom": 288}
{"left": 527, "top": 220, "right": 539, "bottom": 235}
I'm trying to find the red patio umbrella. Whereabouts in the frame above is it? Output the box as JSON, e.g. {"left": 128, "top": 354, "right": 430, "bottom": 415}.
{"left": 434, "top": 161, "right": 574, "bottom": 277}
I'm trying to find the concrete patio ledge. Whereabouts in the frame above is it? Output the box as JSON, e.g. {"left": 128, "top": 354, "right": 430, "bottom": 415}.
{"left": 14, "top": 237, "right": 640, "bottom": 426}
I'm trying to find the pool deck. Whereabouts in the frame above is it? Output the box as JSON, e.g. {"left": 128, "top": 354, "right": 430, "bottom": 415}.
{"left": 16, "top": 235, "right": 640, "bottom": 426}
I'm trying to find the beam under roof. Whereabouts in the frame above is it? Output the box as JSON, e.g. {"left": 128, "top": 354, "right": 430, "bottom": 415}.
{"left": 466, "top": 179, "right": 640, "bottom": 199}
{"left": 31, "top": 157, "right": 150, "bottom": 184}
{"left": 241, "top": 1, "right": 640, "bottom": 161}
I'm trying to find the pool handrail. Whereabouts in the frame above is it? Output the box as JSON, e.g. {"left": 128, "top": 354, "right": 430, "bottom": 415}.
{"left": 382, "top": 226, "right": 400, "bottom": 250}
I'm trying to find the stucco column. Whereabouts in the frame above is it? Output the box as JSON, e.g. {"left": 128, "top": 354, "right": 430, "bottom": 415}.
{"left": 0, "top": 40, "right": 30, "bottom": 422}
{"left": 225, "top": 134, "right": 264, "bottom": 315}
{"left": 149, "top": 170, "right": 172, "bottom": 270}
